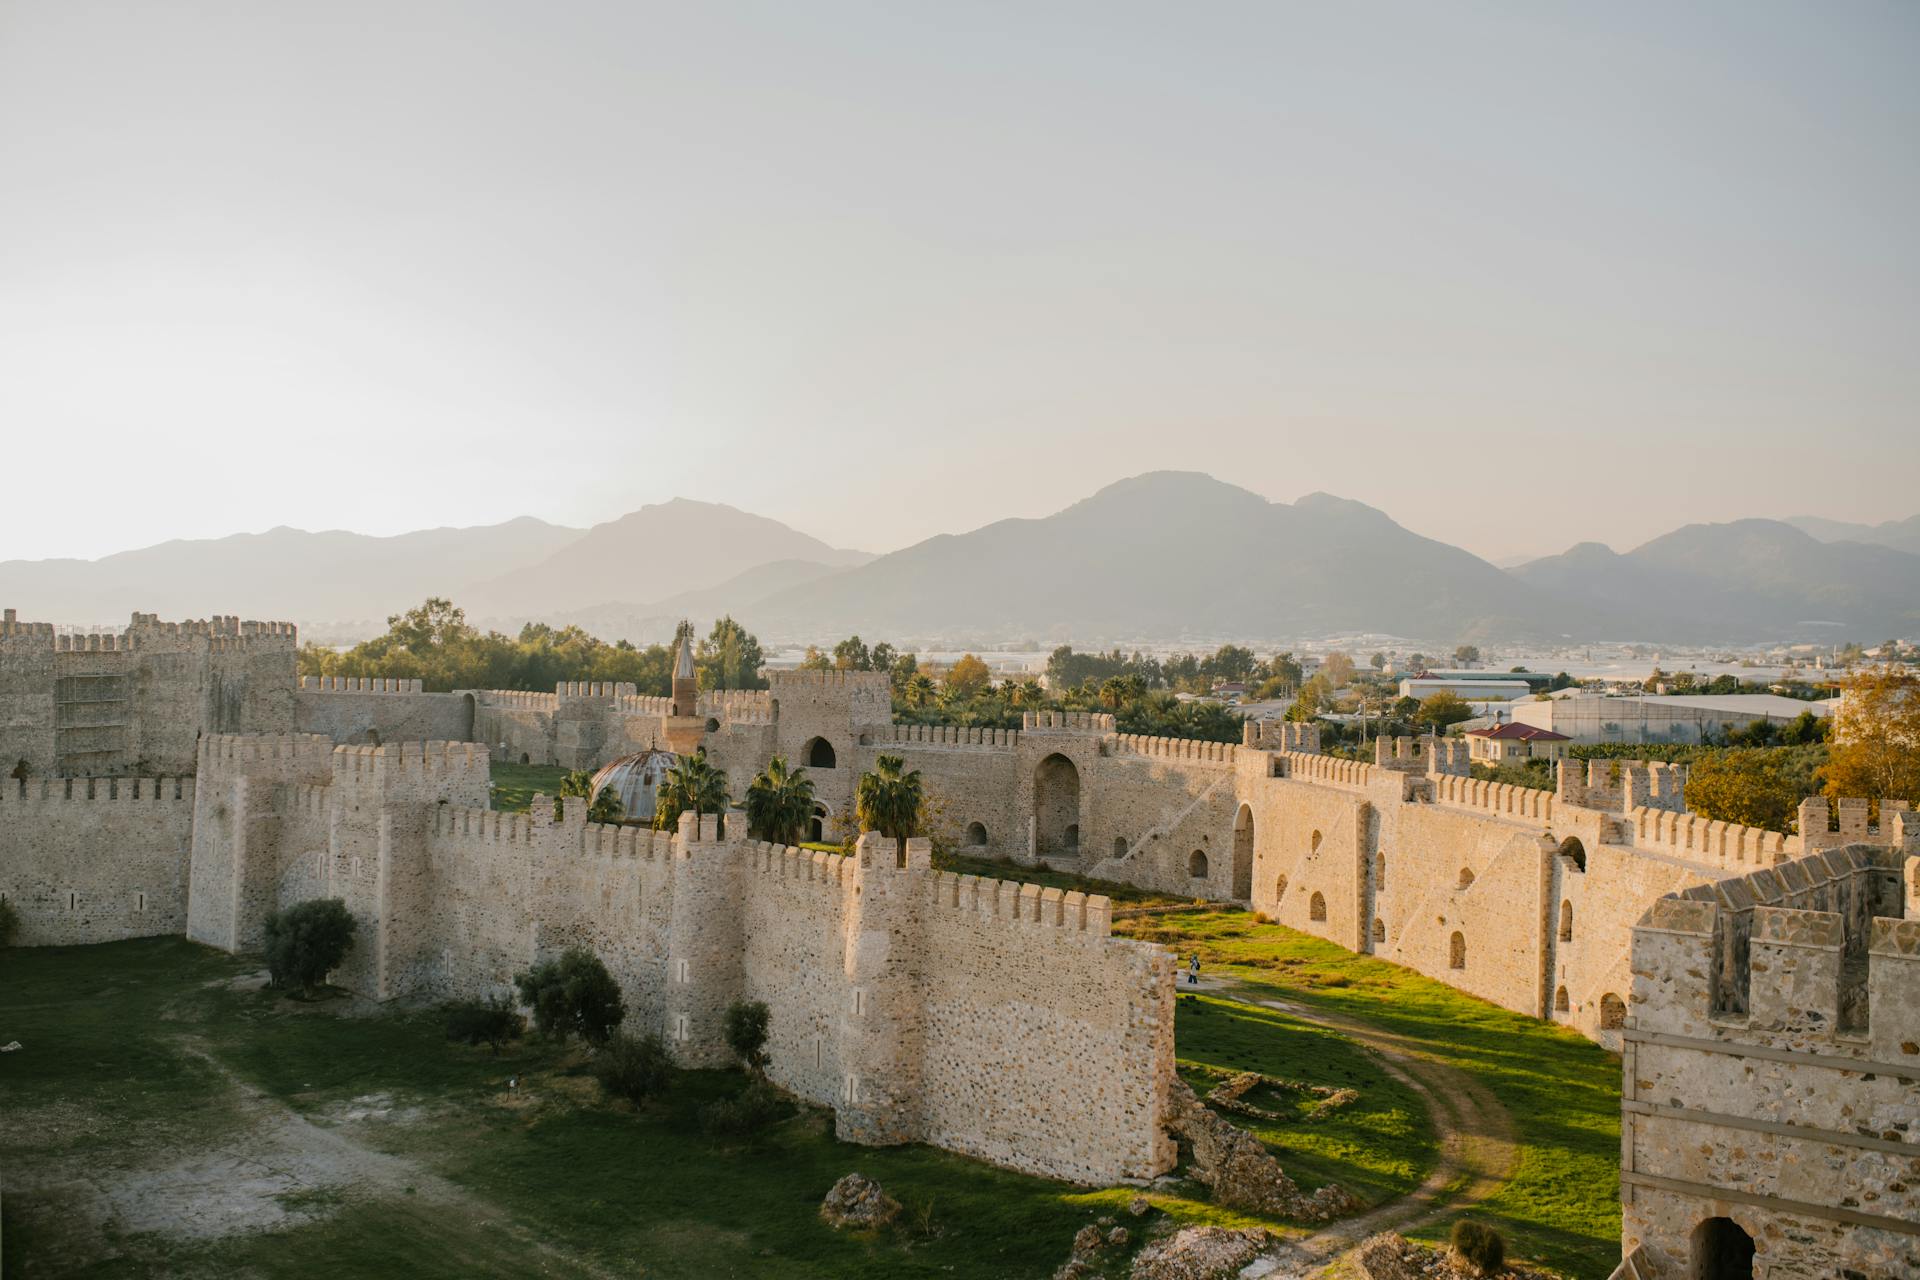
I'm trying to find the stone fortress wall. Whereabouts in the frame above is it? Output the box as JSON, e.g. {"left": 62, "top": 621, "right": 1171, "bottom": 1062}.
{"left": 5, "top": 606, "right": 1918, "bottom": 1245}
{"left": 1619, "top": 835, "right": 1920, "bottom": 1279}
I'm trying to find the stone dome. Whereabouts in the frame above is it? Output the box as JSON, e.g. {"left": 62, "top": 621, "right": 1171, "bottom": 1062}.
{"left": 589, "top": 749, "right": 678, "bottom": 825}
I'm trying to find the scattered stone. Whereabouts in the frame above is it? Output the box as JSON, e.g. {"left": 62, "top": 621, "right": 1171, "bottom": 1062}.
{"left": 1126, "top": 1194, "right": 1152, "bottom": 1217}
{"left": 818, "top": 1173, "right": 900, "bottom": 1230}
{"left": 1352, "top": 1232, "right": 1554, "bottom": 1280}
{"left": 1073, "top": 1225, "right": 1105, "bottom": 1255}
{"left": 1098, "top": 1214, "right": 1117, "bottom": 1227}
{"left": 1107, "top": 1225, "right": 1130, "bottom": 1247}
{"left": 1129, "top": 1226, "right": 1274, "bottom": 1280}
{"left": 1162, "top": 1079, "right": 1361, "bottom": 1221}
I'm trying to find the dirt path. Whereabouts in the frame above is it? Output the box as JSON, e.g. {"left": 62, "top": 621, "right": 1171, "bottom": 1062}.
{"left": 11, "top": 1039, "right": 619, "bottom": 1279}
{"left": 1181, "top": 973, "right": 1518, "bottom": 1278}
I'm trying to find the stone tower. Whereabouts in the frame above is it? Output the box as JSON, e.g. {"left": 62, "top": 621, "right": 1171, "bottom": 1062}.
{"left": 663, "top": 633, "right": 706, "bottom": 755}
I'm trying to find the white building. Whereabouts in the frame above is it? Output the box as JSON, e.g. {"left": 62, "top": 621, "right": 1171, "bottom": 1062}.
{"left": 1506, "top": 694, "right": 1830, "bottom": 745}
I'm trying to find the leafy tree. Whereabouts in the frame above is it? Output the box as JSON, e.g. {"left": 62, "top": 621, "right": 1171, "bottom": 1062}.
{"left": 1453, "top": 644, "right": 1481, "bottom": 666}
{"left": 943, "top": 653, "right": 991, "bottom": 700}
{"left": 799, "top": 646, "right": 831, "bottom": 671}
{"left": 1369, "top": 652, "right": 1386, "bottom": 671}
{"left": 1408, "top": 653, "right": 1429, "bottom": 672}
{"left": 1266, "top": 652, "right": 1304, "bottom": 690}
{"left": 654, "top": 750, "right": 730, "bottom": 832}
{"left": 887, "top": 652, "right": 919, "bottom": 694}
{"left": 868, "top": 642, "right": 897, "bottom": 675}
{"left": 1207, "top": 644, "right": 1257, "bottom": 683}
{"left": 744, "top": 756, "right": 815, "bottom": 845}
{"left": 1685, "top": 749, "right": 1804, "bottom": 832}
{"left": 1822, "top": 667, "right": 1920, "bottom": 809}
{"left": 1416, "top": 691, "right": 1474, "bottom": 730}
{"left": 558, "top": 769, "right": 624, "bottom": 823}
{"left": 724, "top": 999, "right": 771, "bottom": 1073}
{"left": 1780, "top": 708, "right": 1828, "bottom": 746}
{"left": 856, "top": 754, "right": 925, "bottom": 850}
{"left": 1320, "top": 652, "right": 1356, "bottom": 687}
{"left": 832, "top": 635, "right": 872, "bottom": 671}
{"left": 514, "top": 947, "right": 625, "bottom": 1044}
{"left": 445, "top": 997, "right": 524, "bottom": 1052}
{"left": 264, "top": 898, "right": 358, "bottom": 998}
{"left": 595, "top": 1031, "right": 673, "bottom": 1104}
{"left": 696, "top": 616, "right": 766, "bottom": 691}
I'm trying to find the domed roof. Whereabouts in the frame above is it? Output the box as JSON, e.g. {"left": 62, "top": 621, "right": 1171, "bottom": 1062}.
{"left": 589, "top": 749, "right": 679, "bottom": 825}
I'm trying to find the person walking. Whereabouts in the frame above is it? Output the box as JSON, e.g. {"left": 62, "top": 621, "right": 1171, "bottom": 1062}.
{"left": 1186, "top": 953, "right": 1201, "bottom": 986}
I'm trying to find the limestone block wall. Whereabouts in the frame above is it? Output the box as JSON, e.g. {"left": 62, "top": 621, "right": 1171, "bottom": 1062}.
{"left": 858, "top": 730, "right": 1024, "bottom": 860}
{"left": 0, "top": 774, "right": 195, "bottom": 944}
{"left": 185, "top": 733, "right": 336, "bottom": 952}
{"left": 1081, "top": 741, "right": 1239, "bottom": 898}
{"left": 296, "top": 681, "right": 473, "bottom": 747}
{"left": 1622, "top": 859, "right": 1920, "bottom": 1279}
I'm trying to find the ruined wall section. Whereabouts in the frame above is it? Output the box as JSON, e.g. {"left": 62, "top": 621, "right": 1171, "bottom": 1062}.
{"left": 1622, "top": 854, "right": 1920, "bottom": 1279}
{"left": 295, "top": 678, "right": 472, "bottom": 746}
{"left": 0, "top": 774, "right": 195, "bottom": 945}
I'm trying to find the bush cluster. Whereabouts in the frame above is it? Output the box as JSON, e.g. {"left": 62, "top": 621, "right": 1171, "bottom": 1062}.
{"left": 445, "top": 997, "right": 524, "bottom": 1053}
{"left": 514, "top": 948, "right": 625, "bottom": 1044}
{"left": 595, "top": 1032, "right": 674, "bottom": 1105}
{"left": 698, "top": 1079, "right": 788, "bottom": 1143}
{"left": 263, "top": 898, "right": 357, "bottom": 997}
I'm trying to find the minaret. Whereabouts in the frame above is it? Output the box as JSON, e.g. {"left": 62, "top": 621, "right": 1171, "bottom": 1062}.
{"left": 664, "top": 632, "right": 707, "bottom": 755}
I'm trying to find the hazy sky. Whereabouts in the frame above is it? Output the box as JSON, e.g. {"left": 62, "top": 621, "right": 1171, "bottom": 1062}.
{"left": 3, "top": 2, "right": 1916, "bottom": 565}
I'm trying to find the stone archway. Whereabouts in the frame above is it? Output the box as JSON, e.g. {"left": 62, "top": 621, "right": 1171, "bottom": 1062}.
{"left": 804, "top": 737, "right": 837, "bottom": 769}
{"left": 1033, "top": 753, "right": 1080, "bottom": 857}
{"left": 1231, "top": 804, "right": 1254, "bottom": 900}
{"left": 1690, "top": 1216, "right": 1754, "bottom": 1280}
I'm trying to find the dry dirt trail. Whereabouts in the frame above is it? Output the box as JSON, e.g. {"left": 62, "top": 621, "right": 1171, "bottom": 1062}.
{"left": 1182, "top": 973, "right": 1519, "bottom": 1278}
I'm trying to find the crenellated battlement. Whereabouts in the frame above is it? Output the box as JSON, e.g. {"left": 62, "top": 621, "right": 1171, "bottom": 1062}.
{"left": 1426, "top": 738, "right": 1470, "bottom": 777}
{"left": 0, "top": 774, "right": 193, "bottom": 805}
{"left": 556, "top": 681, "right": 636, "bottom": 699}
{"left": 432, "top": 803, "right": 536, "bottom": 846}
{"left": 749, "top": 839, "right": 854, "bottom": 888}
{"left": 699, "top": 689, "right": 774, "bottom": 724}
{"left": 1625, "top": 805, "right": 1787, "bottom": 867}
{"left": 199, "top": 732, "right": 337, "bottom": 769}
{"left": 613, "top": 695, "right": 673, "bottom": 716}
{"left": 767, "top": 668, "right": 892, "bottom": 693}
{"left": 476, "top": 690, "right": 559, "bottom": 711}
{"left": 875, "top": 723, "right": 1020, "bottom": 750}
{"left": 1108, "top": 733, "right": 1237, "bottom": 766}
{"left": 1241, "top": 720, "right": 1320, "bottom": 754}
{"left": 1273, "top": 750, "right": 1373, "bottom": 789}
{"left": 1557, "top": 757, "right": 1687, "bottom": 814}
{"left": 300, "top": 676, "right": 423, "bottom": 694}
{"left": 925, "top": 871, "right": 1115, "bottom": 937}
{"left": 1, "top": 609, "right": 297, "bottom": 651}
{"left": 329, "top": 740, "right": 490, "bottom": 806}
{"left": 1798, "top": 796, "right": 1915, "bottom": 853}
{"left": 572, "top": 817, "right": 672, "bottom": 860}
{"left": 1428, "top": 772, "right": 1554, "bottom": 824}
{"left": 1021, "top": 710, "right": 1115, "bottom": 733}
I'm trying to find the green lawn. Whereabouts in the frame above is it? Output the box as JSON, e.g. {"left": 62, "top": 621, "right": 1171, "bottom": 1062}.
{"left": 487, "top": 761, "right": 570, "bottom": 813}
{"left": 3, "top": 938, "right": 1389, "bottom": 1280}
{"left": 1118, "top": 909, "right": 1623, "bottom": 1279}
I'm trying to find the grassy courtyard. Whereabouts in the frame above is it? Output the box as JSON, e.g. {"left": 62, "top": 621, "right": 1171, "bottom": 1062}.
{"left": 0, "top": 936, "right": 1439, "bottom": 1279}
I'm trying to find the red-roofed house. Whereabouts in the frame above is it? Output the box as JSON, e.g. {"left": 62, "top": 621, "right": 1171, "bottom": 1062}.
{"left": 1463, "top": 720, "right": 1571, "bottom": 762}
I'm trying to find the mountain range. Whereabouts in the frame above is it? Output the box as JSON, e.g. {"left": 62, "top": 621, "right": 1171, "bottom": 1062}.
{"left": 2, "top": 473, "right": 1915, "bottom": 647}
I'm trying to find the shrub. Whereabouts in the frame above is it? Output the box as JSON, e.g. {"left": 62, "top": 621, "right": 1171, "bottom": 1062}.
{"left": 0, "top": 896, "right": 17, "bottom": 948}
{"left": 445, "top": 997, "right": 524, "bottom": 1053}
{"left": 724, "top": 999, "right": 770, "bottom": 1072}
{"left": 698, "top": 1079, "right": 789, "bottom": 1144}
{"left": 595, "top": 1032, "right": 674, "bottom": 1104}
{"left": 263, "top": 898, "right": 357, "bottom": 997}
{"left": 514, "top": 948, "right": 625, "bottom": 1045}
{"left": 1451, "top": 1219, "right": 1506, "bottom": 1276}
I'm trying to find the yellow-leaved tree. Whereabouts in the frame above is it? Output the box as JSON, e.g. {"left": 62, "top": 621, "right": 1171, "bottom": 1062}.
{"left": 1820, "top": 667, "right": 1920, "bottom": 812}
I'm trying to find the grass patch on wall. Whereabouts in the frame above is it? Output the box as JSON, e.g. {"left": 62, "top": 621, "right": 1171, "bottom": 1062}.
{"left": 488, "top": 761, "right": 570, "bottom": 813}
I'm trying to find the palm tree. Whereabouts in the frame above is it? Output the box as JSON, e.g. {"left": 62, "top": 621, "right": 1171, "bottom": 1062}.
{"left": 902, "top": 673, "right": 936, "bottom": 708}
{"left": 745, "top": 755, "right": 815, "bottom": 845}
{"left": 655, "top": 750, "right": 730, "bottom": 832}
{"left": 1013, "top": 679, "right": 1045, "bottom": 709}
{"left": 856, "top": 754, "right": 924, "bottom": 854}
